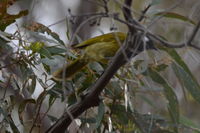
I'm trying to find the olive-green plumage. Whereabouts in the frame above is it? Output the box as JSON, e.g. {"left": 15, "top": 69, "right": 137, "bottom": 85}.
{"left": 53, "top": 32, "right": 126, "bottom": 81}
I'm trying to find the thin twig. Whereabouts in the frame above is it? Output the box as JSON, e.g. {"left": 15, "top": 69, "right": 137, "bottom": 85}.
{"left": 29, "top": 91, "right": 46, "bottom": 133}
{"left": 187, "top": 19, "right": 200, "bottom": 45}
{"left": 138, "top": 4, "right": 151, "bottom": 22}
{"left": 102, "top": 0, "right": 109, "bottom": 13}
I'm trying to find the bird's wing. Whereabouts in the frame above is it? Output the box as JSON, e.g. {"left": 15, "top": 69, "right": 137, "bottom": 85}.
{"left": 72, "top": 32, "right": 126, "bottom": 49}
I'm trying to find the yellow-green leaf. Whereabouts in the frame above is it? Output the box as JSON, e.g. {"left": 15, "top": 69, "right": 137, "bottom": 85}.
{"left": 29, "top": 42, "right": 45, "bottom": 52}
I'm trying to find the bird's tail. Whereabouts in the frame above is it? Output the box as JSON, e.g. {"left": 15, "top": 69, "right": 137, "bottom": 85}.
{"left": 52, "top": 57, "right": 89, "bottom": 81}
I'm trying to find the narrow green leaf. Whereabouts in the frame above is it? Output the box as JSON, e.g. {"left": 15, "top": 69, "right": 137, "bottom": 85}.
{"left": 50, "top": 32, "right": 65, "bottom": 46}
{"left": 148, "top": 69, "right": 179, "bottom": 132}
{"left": 45, "top": 46, "right": 66, "bottom": 55}
{"left": 47, "top": 88, "right": 61, "bottom": 98}
{"left": 48, "top": 94, "right": 56, "bottom": 107}
{"left": 39, "top": 47, "right": 53, "bottom": 59}
{"left": 164, "top": 49, "right": 192, "bottom": 75}
{"left": 162, "top": 48, "right": 200, "bottom": 104}
{"left": 96, "top": 102, "right": 105, "bottom": 128}
{"left": 172, "top": 63, "right": 200, "bottom": 103}
{"left": 155, "top": 12, "right": 196, "bottom": 25}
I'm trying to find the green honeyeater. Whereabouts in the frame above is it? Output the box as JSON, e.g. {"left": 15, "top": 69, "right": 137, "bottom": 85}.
{"left": 52, "top": 32, "right": 155, "bottom": 81}
{"left": 52, "top": 32, "right": 126, "bottom": 81}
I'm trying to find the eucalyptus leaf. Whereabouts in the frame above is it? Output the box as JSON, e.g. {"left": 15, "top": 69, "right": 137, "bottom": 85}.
{"left": 148, "top": 68, "right": 179, "bottom": 132}
{"left": 45, "top": 46, "right": 67, "bottom": 55}
{"left": 96, "top": 102, "right": 105, "bottom": 128}
{"left": 18, "top": 99, "right": 36, "bottom": 125}
{"left": 172, "top": 63, "right": 200, "bottom": 103}
{"left": 155, "top": 12, "right": 196, "bottom": 25}
{"left": 163, "top": 48, "right": 200, "bottom": 104}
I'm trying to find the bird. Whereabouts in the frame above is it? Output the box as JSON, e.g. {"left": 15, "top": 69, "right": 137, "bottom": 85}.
{"left": 52, "top": 32, "right": 154, "bottom": 81}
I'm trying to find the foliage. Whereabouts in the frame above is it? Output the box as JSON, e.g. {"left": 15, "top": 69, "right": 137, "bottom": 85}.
{"left": 0, "top": 0, "right": 200, "bottom": 133}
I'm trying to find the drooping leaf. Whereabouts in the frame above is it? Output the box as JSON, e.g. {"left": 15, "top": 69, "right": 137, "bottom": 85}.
{"left": 172, "top": 62, "right": 200, "bottom": 103}
{"left": 39, "top": 47, "right": 53, "bottom": 59}
{"left": 147, "top": 68, "right": 179, "bottom": 132}
{"left": 28, "top": 31, "right": 59, "bottom": 44}
{"left": 29, "top": 43, "right": 66, "bottom": 59}
{"left": 47, "top": 88, "right": 61, "bottom": 99}
{"left": 163, "top": 48, "right": 200, "bottom": 104}
{"left": 45, "top": 46, "right": 66, "bottom": 55}
{"left": 48, "top": 94, "right": 56, "bottom": 108}
{"left": 155, "top": 12, "right": 196, "bottom": 25}
{"left": 18, "top": 99, "right": 36, "bottom": 125}
{"left": 95, "top": 102, "right": 105, "bottom": 128}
